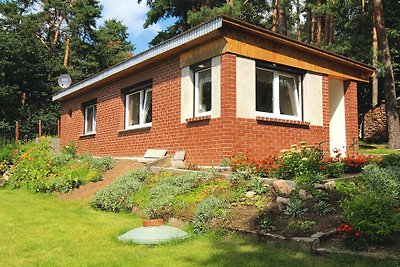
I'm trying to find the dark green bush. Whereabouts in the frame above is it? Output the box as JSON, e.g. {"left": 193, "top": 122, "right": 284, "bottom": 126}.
{"left": 341, "top": 194, "right": 400, "bottom": 244}
{"left": 91, "top": 170, "right": 149, "bottom": 212}
{"left": 379, "top": 153, "right": 400, "bottom": 168}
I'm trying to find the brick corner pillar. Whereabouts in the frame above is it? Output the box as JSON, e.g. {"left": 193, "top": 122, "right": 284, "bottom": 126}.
{"left": 219, "top": 53, "right": 237, "bottom": 159}
{"left": 344, "top": 80, "right": 359, "bottom": 153}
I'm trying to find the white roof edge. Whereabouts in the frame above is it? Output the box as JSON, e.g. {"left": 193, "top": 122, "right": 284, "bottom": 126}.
{"left": 53, "top": 17, "right": 224, "bottom": 101}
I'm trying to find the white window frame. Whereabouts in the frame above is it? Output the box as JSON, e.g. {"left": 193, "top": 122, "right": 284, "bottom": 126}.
{"left": 84, "top": 104, "right": 96, "bottom": 135}
{"left": 255, "top": 67, "right": 302, "bottom": 121}
{"left": 194, "top": 66, "right": 212, "bottom": 117}
{"left": 125, "top": 87, "right": 152, "bottom": 130}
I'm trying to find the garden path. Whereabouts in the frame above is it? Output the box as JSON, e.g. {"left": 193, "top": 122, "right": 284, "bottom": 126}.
{"left": 58, "top": 160, "right": 145, "bottom": 200}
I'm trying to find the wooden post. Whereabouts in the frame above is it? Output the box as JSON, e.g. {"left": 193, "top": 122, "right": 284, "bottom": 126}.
{"left": 15, "top": 121, "right": 19, "bottom": 142}
{"left": 38, "top": 119, "right": 42, "bottom": 138}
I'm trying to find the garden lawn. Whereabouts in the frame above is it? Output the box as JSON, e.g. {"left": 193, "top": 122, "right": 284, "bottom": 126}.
{"left": 0, "top": 189, "right": 397, "bottom": 267}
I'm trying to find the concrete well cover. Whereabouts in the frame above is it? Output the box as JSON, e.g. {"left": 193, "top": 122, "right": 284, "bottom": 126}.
{"left": 118, "top": 225, "right": 189, "bottom": 245}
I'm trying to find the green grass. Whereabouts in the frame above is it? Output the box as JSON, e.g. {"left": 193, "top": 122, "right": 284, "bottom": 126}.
{"left": 359, "top": 142, "right": 400, "bottom": 155}
{"left": 0, "top": 189, "right": 397, "bottom": 267}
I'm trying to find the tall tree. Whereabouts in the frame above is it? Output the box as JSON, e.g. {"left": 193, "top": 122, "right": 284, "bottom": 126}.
{"left": 373, "top": 0, "right": 400, "bottom": 148}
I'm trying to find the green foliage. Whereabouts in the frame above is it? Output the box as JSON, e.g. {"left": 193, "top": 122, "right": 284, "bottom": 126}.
{"left": 284, "top": 198, "right": 308, "bottom": 218}
{"left": 91, "top": 170, "right": 149, "bottom": 212}
{"left": 325, "top": 161, "right": 345, "bottom": 178}
{"left": 379, "top": 153, "right": 400, "bottom": 168}
{"left": 259, "top": 216, "right": 276, "bottom": 235}
{"left": 275, "top": 145, "right": 324, "bottom": 179}
{"left": 0, "top": 0, "right": 134, "bottom": 139}
{"left": 285, "top": 220, "right": 315, "bottom": 235}
{"left": 90, "top": 156, "right": 115, "bottom": 172}
{"left": 192, "top": 196, "right": 227, "bottom": 234}
{"left": 144, "top": 172, "right": 213, "bottom": 219}
{"left": 360, "top": 164, "right": 400, "bottom": 199}
{"left": 335, "top": 180, "right": 359, "bottom": 198}
{"left": 314, "top": 200, "right": 334, "bottom": 216}
{"left": 247, "top": 176, "right": 269, "bottom": 195}
{"left": 341, "top": 194, "right": 400, "bottom": 244}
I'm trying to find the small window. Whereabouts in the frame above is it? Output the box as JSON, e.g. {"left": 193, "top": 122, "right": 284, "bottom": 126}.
{"left": 194, "top": 60, "right": 212, "bottom": 117}
{"left": 125, "top": 86, "right": 152, "bottom": 129}
{"left": 256, "top": 67, "right": 301, "bottom": 120}
{"left": 84, "top": 104, "right": 96, "bottom": 134}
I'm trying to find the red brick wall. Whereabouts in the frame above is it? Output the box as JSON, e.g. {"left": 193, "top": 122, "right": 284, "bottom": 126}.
{"left": 60, "top": 53, "right": 354, "bottom": 165}
{"left": 344, "top": 80, "right": 359, "bottom": 152}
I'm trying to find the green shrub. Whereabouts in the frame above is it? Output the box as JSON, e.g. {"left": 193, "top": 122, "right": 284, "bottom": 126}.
{"left": 91, "top": 169, "right": 149, "bottom": 212}
{"left": 90, "top": 156, "right": 115, "bottom": 172}
{"left": 341, "top": 194, "right": 400, "bottom": 244}
{"left": 275, "top": 144, "right": 324, "bottom": 179}
{"left": 325, "top": 161, "right": 345, "bottom": 178}
{"left": 193, "top": 196, "right": 227, "bottom": 234}
{"left": 360, "top": 164, "right": 400, "bottom": 199}
{"left": 379, "top": 153, "right": 400, "bottom": 168}
{"left": 335, "top": 180, "right": 359, "bottom": 198}
{"left": 8, "top": 139, "right": 54, "bottom": 192}
{"left": 284, "top": 198, "right": 308, "bottom": 218}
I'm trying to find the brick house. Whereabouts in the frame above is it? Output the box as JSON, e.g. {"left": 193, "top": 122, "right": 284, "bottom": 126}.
{"left": 53, "top": 16, "right": 374, "bottom": 166}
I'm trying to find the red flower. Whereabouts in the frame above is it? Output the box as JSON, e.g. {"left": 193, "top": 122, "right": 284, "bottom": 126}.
{"left": 355, "top": 232, "right": 361, "bottom": 238}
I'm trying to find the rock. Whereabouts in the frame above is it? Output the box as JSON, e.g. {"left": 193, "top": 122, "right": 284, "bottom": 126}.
{"left": 298, "top": 189, "right": 312, "bottom": 200}
{"left": 324, "top": 180, "right": 336, "bottom": 191}
{"left": 273, "top": 179, "right": 292, "bottom": 196}
{"left": 314, "top": 183, "right": 325, "bottom": 190}
{"left": 245, "top": 191, "right": 256, "bottom": 198}
{"left": 276, "top": 196, "right": 290, "bottom": 205}
{"left": 276, "top": 196, "right": 290, "bottom": 211}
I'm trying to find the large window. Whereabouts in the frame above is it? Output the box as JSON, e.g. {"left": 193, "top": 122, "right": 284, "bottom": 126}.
{"left": 125, "top": 85, "right": 152, "bottom": 129}
{"left": 194, "top": 60, "right": 212, "bottom": 117}
{"left": 256, "top": 67, "right": 301, "bottom": 120}
{"left": 84, "top": 103, "right": 96, "bottom": 135}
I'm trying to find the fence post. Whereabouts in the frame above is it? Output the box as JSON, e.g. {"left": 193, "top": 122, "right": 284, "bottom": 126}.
{"left": 38, "top": 119, "right": 42, "bottom": 138}
{"left": 15, "top": 121, "right": 19, "bottom": 142}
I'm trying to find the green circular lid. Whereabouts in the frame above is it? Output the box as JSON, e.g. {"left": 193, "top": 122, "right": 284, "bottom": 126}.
{"left": 118, "top": 225, "right": 189, "bottom": 245}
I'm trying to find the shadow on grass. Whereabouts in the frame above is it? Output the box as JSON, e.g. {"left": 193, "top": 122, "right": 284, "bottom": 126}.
{"left": 180, "top": 233, "right": 399, "bottom": 267}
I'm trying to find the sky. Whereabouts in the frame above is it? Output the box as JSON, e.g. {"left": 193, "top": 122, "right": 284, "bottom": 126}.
{"left": 98, "top": 0, "right": 175, "bottom": 54}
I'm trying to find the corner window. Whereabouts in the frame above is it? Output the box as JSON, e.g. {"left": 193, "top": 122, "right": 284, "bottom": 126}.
{"left": 125, "top": 86, "right": 152, "bottom": 129}
{"left": 84, "top": 103, "right": 96, "bottom": 135}
{"left": 193, "top": 60, "right": 212, "bottom": 117}
{"left": 256, "top": 67, "right": 301, "bottom": 120}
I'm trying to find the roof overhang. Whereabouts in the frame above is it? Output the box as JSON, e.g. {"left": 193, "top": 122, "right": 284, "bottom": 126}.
{"left": 53, "top": 16, "right": 374, "bottom": 102}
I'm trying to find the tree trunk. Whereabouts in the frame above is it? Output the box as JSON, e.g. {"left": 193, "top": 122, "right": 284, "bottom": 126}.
{"left": 296, "top": 0, "right": 301, "bottom": 41}
{"left": 272, "top": 0, "right": 279, "bottom": 32}
{"left": 63, "top": 37, "right": 70, "bottom": 67}
{"left": 328, "top": 14, "right": 334, "bottom": 43}
{"left": 324, "top": 14, "right": 329, "bottom": 46}
{"left": 372, "top": 25, "right": 379, "bottom": 107}
{"left": 316, "top": 0, "right": 322, "bottom": 47}
{"left": 373, "top": 0, "right": 400, "bottom": 148}
{"left": 278, "top": 5, "right": 287, "bottom": 35}
{"left": 306, "top": 8, "right": 312, "bottom": 43}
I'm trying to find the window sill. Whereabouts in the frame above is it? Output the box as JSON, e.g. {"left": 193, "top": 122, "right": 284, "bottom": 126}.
{"left": 186, "top": 115, "right": 211, "bottom": 123}
{"left": 256, "top": 116, "right": 310, "bottom": 127}
{"left": 79, "top": 133, "right": 96, "bottom": 138}
{"left": 119, "top": 124, "right": 152, "bottom": 133}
